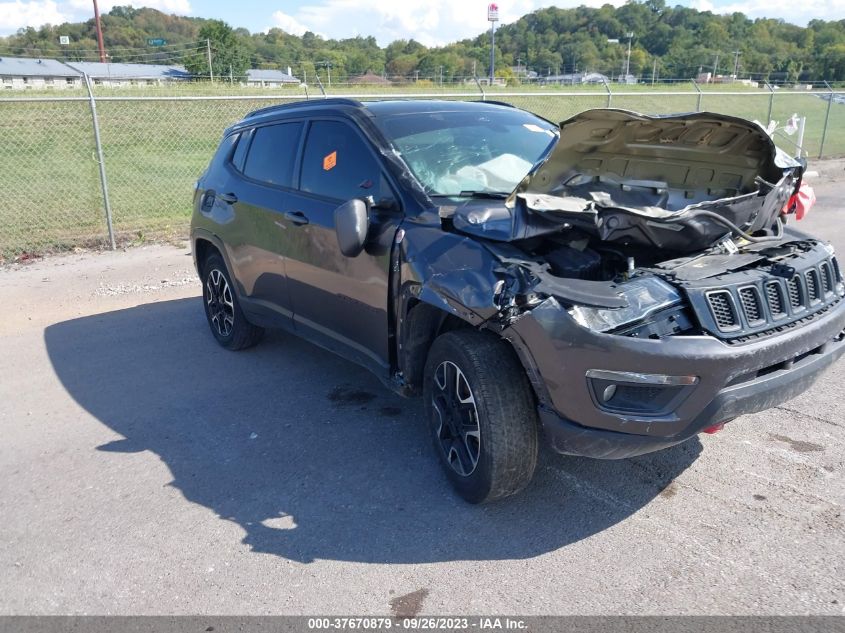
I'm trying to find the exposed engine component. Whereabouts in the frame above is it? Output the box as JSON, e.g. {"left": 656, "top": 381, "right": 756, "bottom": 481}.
{"left": 543, "top": 245, "right": 602, "bottom": 279}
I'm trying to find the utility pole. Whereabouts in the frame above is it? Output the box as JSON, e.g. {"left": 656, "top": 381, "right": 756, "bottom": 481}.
{"left": 92, "top": 0, "right": 106, "bottom": 62}
{"left": 489, "top": 22, "right": 496, "bottom": 84}
{"left": 206, "top": 38, "right": 214, "bottom": 82}
{"left": 624, "top": 32, "right": 634, "bottom": 80}
{"left": 229, "top": 64, "right": 233, "bottom": 84}
{"left": 733, "top": 50, "right": 741, "bottom": 81}
{"left": 488, "top": 3, "right": 499, "bottom": 85}
{"left": 712, "top": 53, "right": 719, "bottom": 78}
{"left": 652, "top": 58, "right": 657, "bottom": 86}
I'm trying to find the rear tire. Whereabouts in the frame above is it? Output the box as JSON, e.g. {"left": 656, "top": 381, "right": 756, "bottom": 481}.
{"left": 423, "top": 329, "right": 539, "bottom": 503}
{"left": 201, "top": 253, "right": 264, "bottom": 350}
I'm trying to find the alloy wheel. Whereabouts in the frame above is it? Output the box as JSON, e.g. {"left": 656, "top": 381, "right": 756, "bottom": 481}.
{"left": 431, "top": 360, "right": 481, "bottom": 477}
{"left": 205, "top": 268, "right": 235, "bottom": 338}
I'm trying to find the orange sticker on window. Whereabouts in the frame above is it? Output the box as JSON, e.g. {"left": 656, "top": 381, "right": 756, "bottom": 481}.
{"left": 323, "top": 151, "right": 337, "bottom": 171}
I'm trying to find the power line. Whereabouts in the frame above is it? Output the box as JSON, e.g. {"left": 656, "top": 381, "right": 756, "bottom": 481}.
{"left": 0, "top": 40, "right": 205, "bottom": 53}
{"left": 0, "top": 47, "right": 206, "bottom": 62}
{"left": 0, "top": 43, "right": 207, "bottom": 60}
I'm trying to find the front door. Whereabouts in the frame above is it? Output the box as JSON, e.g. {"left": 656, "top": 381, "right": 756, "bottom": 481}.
{"left": 281, "top": 118, "right": 401, "bottom": 372}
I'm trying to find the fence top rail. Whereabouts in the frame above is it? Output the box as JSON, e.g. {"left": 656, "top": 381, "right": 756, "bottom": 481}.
{"left": 0, "top": 89, "right": 842, "bottom": 104}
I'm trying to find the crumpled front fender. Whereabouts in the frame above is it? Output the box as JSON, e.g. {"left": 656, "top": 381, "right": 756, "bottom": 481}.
{"left": 397, "top": 222, "right": 508, "bottom": 325}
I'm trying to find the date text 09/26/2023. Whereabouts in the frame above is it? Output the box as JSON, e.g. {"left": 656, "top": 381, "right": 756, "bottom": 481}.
{"left": 307, "top": 617, "right": 528, "bottom": 630}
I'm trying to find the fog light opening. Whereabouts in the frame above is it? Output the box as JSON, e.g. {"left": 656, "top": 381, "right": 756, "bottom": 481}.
{"left": 602, "top": 384, "right": 617, "bottom": 402}
{"left": 587, "top": 369, "right": 700, "bottom": 416}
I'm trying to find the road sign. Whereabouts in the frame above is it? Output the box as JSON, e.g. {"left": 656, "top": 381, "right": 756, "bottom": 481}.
{"left": 59, "top": 35, "right": 69, "bottom": 45}
{"left": 487, "top": 3, "right": 499, "bottom": 22}
{"left": 147, "top": 38, "right": 167, "bottom": 46}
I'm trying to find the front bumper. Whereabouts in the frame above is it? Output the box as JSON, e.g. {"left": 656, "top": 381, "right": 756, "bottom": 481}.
{"left": 508, "top": 295, "right": 845, "bottom": 459}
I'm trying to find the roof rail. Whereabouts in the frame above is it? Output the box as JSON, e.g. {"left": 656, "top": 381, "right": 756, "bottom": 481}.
{"left": 245, "top": 97, "right": 364, "bottom": 119}
{"left": 469, "top": 99, "right": 516, "bottom": 108}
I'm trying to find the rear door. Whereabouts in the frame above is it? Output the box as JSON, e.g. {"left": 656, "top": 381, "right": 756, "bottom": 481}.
{"left": 228, "top": 120, "right": 304, "bottom": 325}
{"left": 281, "top": 118, "right": 402, "bottom": 372}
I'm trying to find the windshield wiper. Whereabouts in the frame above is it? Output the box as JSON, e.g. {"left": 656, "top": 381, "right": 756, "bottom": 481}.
{"left": 433, "top": 190, "right": 510, "bottom": 199}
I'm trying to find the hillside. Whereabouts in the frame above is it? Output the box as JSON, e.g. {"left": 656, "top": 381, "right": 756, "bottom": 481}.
{"left": 1, "top": 3, "right": 844, "bottom": 82}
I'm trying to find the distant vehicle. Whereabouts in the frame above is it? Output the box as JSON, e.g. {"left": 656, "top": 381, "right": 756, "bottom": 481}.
{"left": 191, "top": 99, "right": 845, "bottom": 503}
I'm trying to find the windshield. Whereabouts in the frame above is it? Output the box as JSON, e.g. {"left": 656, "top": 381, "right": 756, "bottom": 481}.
{"left": 375, "top": 108, "right": 558, "bottom": 197}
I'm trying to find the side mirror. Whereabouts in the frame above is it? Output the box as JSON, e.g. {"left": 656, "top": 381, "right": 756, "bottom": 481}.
{"left": 334, "top": 198, "right": 370, "bottom": 258}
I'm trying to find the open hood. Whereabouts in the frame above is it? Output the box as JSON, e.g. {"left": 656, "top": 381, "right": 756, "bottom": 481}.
{"left": 482, "top": 109, "right": 803, "bottom": 252}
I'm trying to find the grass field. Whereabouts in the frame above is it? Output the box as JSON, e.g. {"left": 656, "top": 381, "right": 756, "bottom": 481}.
{"left": 1, "top": 83, "right": 843, "bottom": 258}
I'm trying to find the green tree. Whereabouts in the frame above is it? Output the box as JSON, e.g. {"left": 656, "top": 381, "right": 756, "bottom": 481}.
{"left": 386, "top": 53, "right": 420, "bottom": 79}
{"left": 185, "top": 20, "right": 248, "bottom": 80}
{"left": 3, "top": 2, "right": 845, "bottom": 83}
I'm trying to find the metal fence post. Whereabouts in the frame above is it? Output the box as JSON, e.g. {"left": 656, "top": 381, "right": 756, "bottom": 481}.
{"left": 764, "top": 80, "right": 775, "bottom": 126}
{"left": 473, "top": 75, "right": 486, "bottom": 100}
{"left": 83, "top": 74, "right": 115, "bottom": 250}
{"left": 796, "top": 115, "right": 806, "bottom": 159}
{"left": 819, "top": 81, "right": 834, "bottom": 159}
{"left": 691, "top": 80, "right": 702, "bottom": 111}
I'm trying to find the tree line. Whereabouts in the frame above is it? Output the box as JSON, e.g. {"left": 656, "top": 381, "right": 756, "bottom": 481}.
{"left": 2, "top": 2, "right": 845, "bottom": 83}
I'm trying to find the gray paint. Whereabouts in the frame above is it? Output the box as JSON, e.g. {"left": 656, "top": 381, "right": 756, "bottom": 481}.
{"left": 191, "top": 99, "right": 845, "bottom": 460}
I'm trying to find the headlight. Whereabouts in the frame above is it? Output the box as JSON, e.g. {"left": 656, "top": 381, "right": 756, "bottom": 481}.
{"left": 568, "top": 276, "right": 683, "bottom": 332}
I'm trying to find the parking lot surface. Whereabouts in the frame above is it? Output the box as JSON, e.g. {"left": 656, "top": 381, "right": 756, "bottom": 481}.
{"left": 1, "top": 178, "right": 844, "bottom": 615}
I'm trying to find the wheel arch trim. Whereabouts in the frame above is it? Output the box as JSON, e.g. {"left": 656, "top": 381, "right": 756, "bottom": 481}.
{"left": 191, "top": 229, "right": 244, "bottom": 299}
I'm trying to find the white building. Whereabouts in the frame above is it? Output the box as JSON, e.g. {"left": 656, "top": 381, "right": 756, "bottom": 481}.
{"left": 0, "top": 57, "right": 82, "bottom": 89}
{"left": 246, "top": 68, "right": 300, "bottom": 88}
{"left": 540, "top": 72, "right": 610, "bottom": 85}
{"left": 64, "top": 61, "right": 192, "bottom": 87}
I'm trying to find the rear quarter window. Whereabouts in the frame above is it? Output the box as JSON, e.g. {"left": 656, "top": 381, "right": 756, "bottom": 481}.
{"left": 230, "top": 130, "right": 251, "bottom": 172}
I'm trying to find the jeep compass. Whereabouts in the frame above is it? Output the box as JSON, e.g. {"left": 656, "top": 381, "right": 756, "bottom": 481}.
{"left": 192, "top": 99, "right": 845, "bottom": 503}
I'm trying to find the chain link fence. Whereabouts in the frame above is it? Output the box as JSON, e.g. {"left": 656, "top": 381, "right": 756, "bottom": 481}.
{"left": 1, "top": 83, "right": 843, "bottom": 259}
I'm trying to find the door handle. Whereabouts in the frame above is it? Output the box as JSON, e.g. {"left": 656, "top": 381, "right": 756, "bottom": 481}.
{"left": 218, "top": 192, "right": 238, "bottom": 204}
{"left": 284, "top": 211, "right": 309, "bottom": 226}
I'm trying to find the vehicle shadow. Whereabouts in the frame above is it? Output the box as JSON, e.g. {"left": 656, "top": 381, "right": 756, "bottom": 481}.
{"left": 44, "top": 298, "right": 701, "bottom": 564}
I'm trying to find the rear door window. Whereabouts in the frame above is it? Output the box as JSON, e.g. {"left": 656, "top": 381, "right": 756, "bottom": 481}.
{"left": 300, "top": 120, "right": 381, "bottom": 202}
{"left": 243, "top": 122, "right": 303, "bottom": 188}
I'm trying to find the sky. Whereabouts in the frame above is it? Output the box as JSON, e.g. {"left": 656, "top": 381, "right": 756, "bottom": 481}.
{"left": 1, "top": 0, "right": 843, "bottom": 44}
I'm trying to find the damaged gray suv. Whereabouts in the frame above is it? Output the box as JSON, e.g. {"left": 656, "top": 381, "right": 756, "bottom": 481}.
{"left": 192, "top": 99, "right": 845, "bottom": 503}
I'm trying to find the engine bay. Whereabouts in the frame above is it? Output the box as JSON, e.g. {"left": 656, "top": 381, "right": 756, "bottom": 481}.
{"left": 432, "top": 109, "right": 843, "bottom": 342}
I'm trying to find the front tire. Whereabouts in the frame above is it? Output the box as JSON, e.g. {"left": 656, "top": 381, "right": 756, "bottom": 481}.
{"left": 423, "top": 329, "right": 539, "bottom": 503}
{"left": 201, "top": 253, "right": 264, "bottom": 350}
